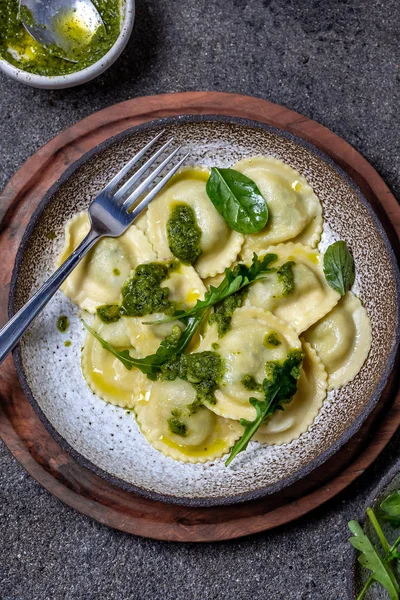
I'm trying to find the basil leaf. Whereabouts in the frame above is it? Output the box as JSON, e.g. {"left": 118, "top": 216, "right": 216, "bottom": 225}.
{"left": 323, "top": 241, "right": 355, "bottom": 296}
{"left": 206, "top": 167, "right": 268, "bottom": 234}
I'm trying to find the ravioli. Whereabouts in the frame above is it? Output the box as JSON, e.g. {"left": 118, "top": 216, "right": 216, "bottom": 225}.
{"left": 57, "top": 212, "right": 156, "bottom": 313}
{"left": 134, "top": 379, "right": 242, "bottom": 463}
{"left": 81, "top": 317, "right": 150, "bottom": 409}
{"left": 255, "top": 341, "right": 327, "bottom": 445}
{"left": 161, "top": 263, "right": 206, "bottom": 309}
{"left": 82, "top": 263, "right": 206, "bottom": 405}
{"left": 303, "top": 292, "right": 372, "bottom": 390}
{"left": 126, "top": 263, "right": 206, "bottom": 355}
{"left": 198, "top": 306, "right": 302, "bottom": 421}
{"left": 145, "top": 167, "right": 244, "bottom": 278}
{"left": 234, "top": 156, "right": 322, "bottom": 255}
{"left": 244, "top": 243, "right": 340, "bottom": 333}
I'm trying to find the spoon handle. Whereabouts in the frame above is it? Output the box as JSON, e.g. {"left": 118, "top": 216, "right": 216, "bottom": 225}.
{"left": 0, "top": 229, "right": 100, "bottom": 365}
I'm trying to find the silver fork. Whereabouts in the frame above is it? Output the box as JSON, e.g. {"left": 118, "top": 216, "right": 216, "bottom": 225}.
{"left": 0, "top": 132, "right": 188, "bottom": 365}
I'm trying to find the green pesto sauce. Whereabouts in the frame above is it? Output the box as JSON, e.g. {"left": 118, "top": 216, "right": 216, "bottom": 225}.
{"left": 209, "top": 288, "right": 247, "bottom": 338}
{"left": 150, "top": 325, "right": 183, "bottom": 381}
{"left": 161, "top": 350, "right": 225, "bottom": 412}
{"left": 168, "top": 410, "right": 188, "bottom": 437}
{"left": 265, "top": 349, "right": 303, "bottom": 385}
{"left": 19, "top": 5, "right": 35, "bottom": 27}
{"left": 166, "top": 204, "right": 202, "bottom": 266}
{"left": 258, "top": 350, "right": 304, "bottom": 418}
{"left": 263, "top": 332, "right": 281, "bottom": 348}
{"left": 120, "top": 261, "right": 177, "bottom": 317}
{"left": 57, "top": 315, "right": 69, "bottom": 333}
{"left": 64, "top": 340, "right": 71, "bottom": 347}
{"left": 113, "top": 268, "right": 121, "bottom": 277}
{"left": 277, "top": 261, "right": 296, "bottom": 296}
{"left": 241, "top": 374, "right": 263, "bottom": 393}
{"left": 97, "top": 304, "right": 121, "bottom": 324}
{"left": 0, "top": 0, "right": 120, "bottom": 76}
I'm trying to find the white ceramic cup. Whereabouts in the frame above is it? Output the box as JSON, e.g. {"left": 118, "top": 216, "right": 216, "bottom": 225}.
{"left": 0, "top": 0, "right": 135, "bottom": 89}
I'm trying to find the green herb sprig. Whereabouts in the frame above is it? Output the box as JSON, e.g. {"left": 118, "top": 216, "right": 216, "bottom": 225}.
{"left": 86, "top": 254, "right": 277, "bottom": 381}
{"left": 206, "top": 167, "right": 268, "bottom": 234}
{"left": 83, "top": 311, "right": 205, "bottom": 380}
{"left": 349, "top": 509, "right": 400, "bottom": 600}
{"left": 143, "top": 253, "right": 277, "bottom": 325}
{"left": 225, "top": 350, "right": 303, "bottom": 466}
{"left": 349, "top": 494, "right": 400, "bottom": 600}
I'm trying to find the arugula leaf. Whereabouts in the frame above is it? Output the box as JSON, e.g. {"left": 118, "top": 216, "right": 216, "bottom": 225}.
{"left": 387, "top": 534, "right": 400, "bottom": 562}
{"left": 143, "top": 253, "right": 277, "bottom": 325}
{"left": 83, "top": 311, "right": 205, "bottom": 380}
{"left": 225, "top": 396, "right": 275, "bottom": 467}
{"left": 367, "top": 507, "right": 391, "bottom": 555}
{"left": 359, "top": 533, "right": 400, "bottom": 599}
{"left": 380, "top": 491, "right": 400, "bottom": 524}
{"left": 358, "top": 542, "right": 400, "bottom": 599}
{"left": 205, "top": 167, "right": 268, "bottom": 234}
{"left": 323, "top": 241, "right": 355, "bottom": 296}
{"left": 363, "top": 546, "right": 400, "bottom": 600}
{"left": 225, "top": 350, "right": 303, "bottom": 466}
{"left": 348, "top": 518, "right": 399, "bottom": 600}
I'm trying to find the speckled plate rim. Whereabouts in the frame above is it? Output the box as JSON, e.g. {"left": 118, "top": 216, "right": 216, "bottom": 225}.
{"left": 347, "top": 457, "right": 400, "bottom": 599}
{"left": 9, "top": 114, "right": 400, "bottom": 507}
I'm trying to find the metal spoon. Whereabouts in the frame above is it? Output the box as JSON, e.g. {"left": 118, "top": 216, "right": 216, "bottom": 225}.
{"left": 19, "top": 0, "right": 105, "bottom": 56}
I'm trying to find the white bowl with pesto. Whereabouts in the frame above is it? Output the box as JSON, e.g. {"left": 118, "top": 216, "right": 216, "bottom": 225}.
{"left": 0, "top": 0, "right": 134, "bottom": 89}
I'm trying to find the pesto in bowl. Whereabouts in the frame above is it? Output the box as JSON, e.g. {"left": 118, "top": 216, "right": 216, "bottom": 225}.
{"left": 0, "top": 0, "right": 121, "bottom": 76}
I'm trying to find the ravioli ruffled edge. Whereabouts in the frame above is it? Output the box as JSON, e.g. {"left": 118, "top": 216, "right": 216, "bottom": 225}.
{"left": 304, "top": 291, "right": 372, "bottom": 391}
{"left": 81, "top": 318, "right": 152, "bottom": 409}
{"left": 134, "top": 379, "right": 242, "bottom": 464}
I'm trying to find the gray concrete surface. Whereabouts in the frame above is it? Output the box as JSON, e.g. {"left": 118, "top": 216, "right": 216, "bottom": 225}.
{"left": 0, "top": 0, "right": 399, "bottom": 598}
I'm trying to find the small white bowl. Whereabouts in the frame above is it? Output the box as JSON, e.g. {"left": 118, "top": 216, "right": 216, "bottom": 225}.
{"left": 0, "top": 0, "right": 135, "bottom": 89}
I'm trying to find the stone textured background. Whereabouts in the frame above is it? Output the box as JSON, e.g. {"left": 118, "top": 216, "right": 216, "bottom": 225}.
{"left": 0, "top": 0, "right": 399, "bottom": 598}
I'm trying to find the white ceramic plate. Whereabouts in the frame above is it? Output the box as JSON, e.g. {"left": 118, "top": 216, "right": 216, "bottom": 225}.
{"left": 11, "top": 116, "right": 400, "bottom": 505}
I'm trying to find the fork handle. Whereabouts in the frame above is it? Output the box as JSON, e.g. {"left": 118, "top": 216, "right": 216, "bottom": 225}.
{"left": 0, "top": 229, "right": 101, "bottom": 365}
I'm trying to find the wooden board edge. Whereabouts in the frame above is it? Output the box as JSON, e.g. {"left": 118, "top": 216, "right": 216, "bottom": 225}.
{"left": 1, "top": 386, "right": 399, "bottom": 542}
{"left": 0, "top": 91, "right": 399, "bottom": 541}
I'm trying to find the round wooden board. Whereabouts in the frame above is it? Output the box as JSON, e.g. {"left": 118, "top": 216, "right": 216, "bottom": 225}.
{"left": 0, "top": 92, "right": 399, "bottom": 542}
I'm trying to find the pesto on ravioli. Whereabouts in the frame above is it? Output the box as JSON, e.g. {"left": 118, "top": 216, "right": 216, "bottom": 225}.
{"left": 56, "top": 154, "right": 371, "bottom": 466}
